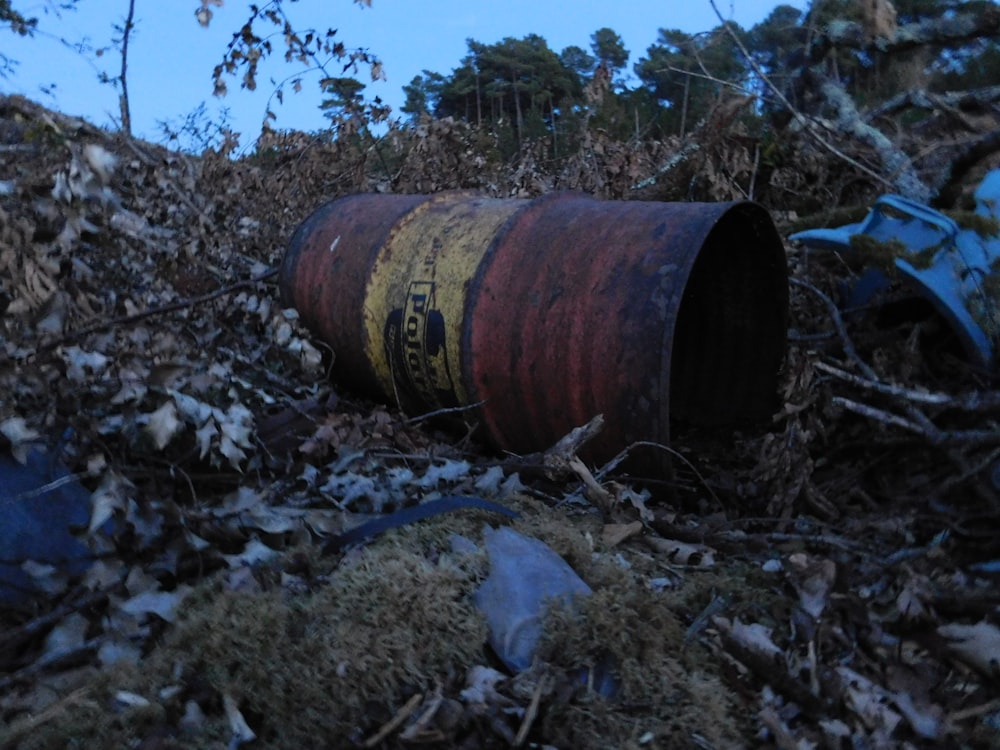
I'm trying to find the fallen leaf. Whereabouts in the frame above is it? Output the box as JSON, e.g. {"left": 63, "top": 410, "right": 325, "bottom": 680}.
{"left": 119, "top": 585, "right": 192, "bottom": 623}
{"left": 714, "top": 616, "right": 783, "bottom": 660}
{"left": 938, "top": 621, "right": 1000, "bottom": 677}
{"left": 786, "top": 553, "right": 836, "bottom": 619}
{"left": 602, "top": 521, "right": 643, "bottom": 548}
{"left": 223, "top": 693, "right": 257, "bottom": 744}
{"left": 145, "top": 401, "right": 182, "bottom": 450}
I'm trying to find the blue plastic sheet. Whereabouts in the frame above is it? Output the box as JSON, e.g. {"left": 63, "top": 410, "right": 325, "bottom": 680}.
{"left": 0, "top": 449, "right": 94, "bottom": 606}
{"left": 472, "top": 525, "right": 619, "bottom": 696}
{"left": 791, "top": 170, "right": 1000, "bottom": 369}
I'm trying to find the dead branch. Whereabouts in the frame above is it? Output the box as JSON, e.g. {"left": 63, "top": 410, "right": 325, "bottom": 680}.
{"left": 33, "top": 266, "right": 279, "bottom": 356}
{"left": 708, "top": 0, "right": 899, "bottom": 194}
{"left": 806, "top": 69, "right": 931, "bottom": 202}
{"left": 833, "top": 396, "right": 1000, "bottom": 446}
{"left": 789, "top": 278, "right": 876, "bottom": 377}
{"left": 792, "top": 277, "right": 1000, "bottom": 502}
{"left": 363, "top": 692, "right": 423, "bottom": 748}
{"left": 404, "top": 400, "right": 487, "bottom": 426}
{"left": 933, "top": 128, "right": 1000, "bottom": 201}
{"left": 867, "top": 85, "right": 1000, "bottom": 124}
{"left": 814, "top": 360, "right": 1000, "bottom": 411}
{"left": 721, "top": 1, "right": 1000, "bottom": 202}
{"left": 833, "top": 395, "right": 932, "bottom": 433}
{"left": 816, "top": 6, "right": 1000, "bottom": 57}
{"left": 629, "top": 141, "right": 700, "bottom": 192}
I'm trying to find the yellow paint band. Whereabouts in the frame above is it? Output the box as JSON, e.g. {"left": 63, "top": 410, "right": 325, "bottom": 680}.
{"left": 363, "top": 194, "right": 521, "bottom": 410}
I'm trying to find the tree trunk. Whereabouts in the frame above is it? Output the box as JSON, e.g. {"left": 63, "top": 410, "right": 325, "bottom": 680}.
{"left": 511, "top": 69, "right": 523, "bottom": 144}
{"left": 118, "top": 0, "right": 136, "bottom": 136}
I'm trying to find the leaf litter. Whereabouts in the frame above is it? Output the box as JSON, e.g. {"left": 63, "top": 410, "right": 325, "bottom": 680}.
{"left": 1, "top": 91, "right": 1000, "bottom": 748}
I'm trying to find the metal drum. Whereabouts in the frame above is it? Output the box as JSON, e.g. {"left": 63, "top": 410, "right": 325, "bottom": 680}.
{"left": 280, "top": 192, "right": 788, "bottom": 468}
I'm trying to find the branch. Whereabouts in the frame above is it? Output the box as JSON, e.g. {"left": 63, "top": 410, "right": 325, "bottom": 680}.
{"left": 867, "top": 85, "right": 1000, "bottom": 123}
{"left": 814, "top": 360, "right": 1000, "bottom": 411}
{"left": 932, "top": 128, "right": 1000, "bottom": 202}
{"left": 833, "top": 397, "right": 1000, "bottom": 446}
{"left": 807, "top": 70, "right": 931, "bottom": 201}
{"left": 707, "top": 0, "right": 898, "bottom": 194}
{"left": 816, "top": 6, "right": 1000, "bottom": 57}
{"left": 33, "top": 267, "right": 279, "bottom": 356}
{"left": 789, "top": 278, "right": 877, "bottom": 378}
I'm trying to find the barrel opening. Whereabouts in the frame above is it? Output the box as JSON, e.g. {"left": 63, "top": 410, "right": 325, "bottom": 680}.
{"left": 669, "top": 204, "right": 788, "bottom": 427}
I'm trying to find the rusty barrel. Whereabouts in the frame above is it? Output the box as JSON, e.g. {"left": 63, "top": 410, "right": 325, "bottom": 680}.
{"left": 279, "top": 192, "right": 788, "bottom": 467}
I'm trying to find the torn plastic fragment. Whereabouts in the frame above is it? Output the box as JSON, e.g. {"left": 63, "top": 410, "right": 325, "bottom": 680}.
{"left": 0, "top": 449, "right": 94, "bottom": 605}
{"left": 473, "top": 526, "right": 619, "bottom": 697}
{"left": 790, "top": 170, "right": 1000, "bottom": 369}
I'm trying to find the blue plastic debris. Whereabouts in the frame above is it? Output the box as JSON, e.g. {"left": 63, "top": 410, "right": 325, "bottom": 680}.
{"left": 474, "top": 526, "right": 594, "bottom": 673}
{"left": 791, "top": 170, "right": 1000, "bottom": 369}
{"left": 0, "top": 449, "right": 94, "bottom": 606}
{"left": 472, "top": 525, "right": 619, "bottom": 697}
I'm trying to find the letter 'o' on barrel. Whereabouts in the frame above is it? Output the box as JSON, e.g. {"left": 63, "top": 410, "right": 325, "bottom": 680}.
{"left": 279, "top": 192, "right": 788, "bottom": 472}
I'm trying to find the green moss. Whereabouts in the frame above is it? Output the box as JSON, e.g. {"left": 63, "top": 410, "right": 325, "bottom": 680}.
{"left": 534, "top": 567, "right": 748, "bottom": 749}
{"left": 5, "top": 542, "right": 489, "bottom": 749}
{"left": 944, "top": 209, "right": 1000, "bottom": 239}
{"left": 966, "top": 267, "right": 1000, "bottom": 343}
{"left": 848, "top": 234, "right": 909, "bottom": 275}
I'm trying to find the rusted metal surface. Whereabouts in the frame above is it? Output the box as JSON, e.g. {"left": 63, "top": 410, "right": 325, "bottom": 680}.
{"left": 280, "top": 192, "right": 788, "bottom": 467}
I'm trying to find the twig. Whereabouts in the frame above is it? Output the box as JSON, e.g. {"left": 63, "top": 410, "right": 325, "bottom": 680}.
{"left": 514, "top": 675, "right": 551, "bottom": 747}
{"left": 833, "top": 396, "right": 929, "bottom": 433}
{"left": 661, "top": 65, "right": 755, "bottom": 96}
{"left": 363, "top": 692, "right": 422, "bottom": 747}
{"left": 0, "top": 637, "right": 103, "bottom": 691}
{"left": 757, "top": 531, "right": 863, "bottom": 552}
{"left": 33, "top": 267, "right": 279, "bottom": 355}
{"left": 404, "top": 400, "right": 487, "bottom": 426}
{"left": 398, "top": 687, "right": 444, "bottom": 742}
{"left": 789, "top": 277, "right": 877, "bottom": 378}
{"left": 599, "top": 440, "right": 721, "bottom": 507}
{"left": 937, "top": 445, "right": 1000, "bottom": 494}
{"left": 685, "top": 592, "right": 730, "bottom": 643}
{"left": 566, "top": 455, "right": 615, "bottom": 516}
{"left": 117, "top": 0, "right": 136, "bottom": 136}
{"left": 5, "top": 472, "right": 86, "bottom": 503}
{"left": 541, "top": 414, "right": 605, "bottom": 469}
{"left": 950, "top": 697, "right": 1000, "bottom": 723}
{"left": 815, "top": 360, "right": 1000, "bottom": 410}
{"left": 833, "top": 396, "right": 1000, "bottom": 446}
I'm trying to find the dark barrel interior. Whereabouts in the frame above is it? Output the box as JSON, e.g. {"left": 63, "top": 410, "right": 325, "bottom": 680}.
{"left": 669, "top": 202, "right": 789, "bottom": 427}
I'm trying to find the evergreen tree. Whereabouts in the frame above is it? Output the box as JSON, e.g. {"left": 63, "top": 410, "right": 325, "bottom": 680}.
{"left": 635, "top": 26, "right": 747, "bottom": 136}
{"left": 590, "top": 27, "right": 629, "bottom": 81}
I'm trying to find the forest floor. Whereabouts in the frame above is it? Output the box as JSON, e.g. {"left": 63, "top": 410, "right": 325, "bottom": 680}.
{"left": 1, "top": 92, "right": 999, "bottom": 749}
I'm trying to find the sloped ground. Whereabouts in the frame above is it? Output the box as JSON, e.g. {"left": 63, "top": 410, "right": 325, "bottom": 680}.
{"left": 1, "top": 92, "right": 999, "bottom": 749}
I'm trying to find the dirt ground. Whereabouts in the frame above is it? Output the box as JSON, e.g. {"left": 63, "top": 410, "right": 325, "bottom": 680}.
{"left": 1, "top": 92, "right": 999, "bottom": 749}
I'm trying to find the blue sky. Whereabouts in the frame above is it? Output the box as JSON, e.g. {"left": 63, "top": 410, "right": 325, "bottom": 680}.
{"left": 2, "top": 0, "right": 799, "bottom": 147}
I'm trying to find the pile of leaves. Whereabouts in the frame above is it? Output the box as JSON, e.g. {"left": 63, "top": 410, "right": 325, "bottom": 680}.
{"left": 1, "top": 90, "right": 1000, "bottom": 749}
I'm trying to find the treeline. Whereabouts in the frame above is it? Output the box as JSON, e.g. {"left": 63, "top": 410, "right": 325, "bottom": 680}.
{"left": 391, "top": 0, "right": 999, "bottom": 158}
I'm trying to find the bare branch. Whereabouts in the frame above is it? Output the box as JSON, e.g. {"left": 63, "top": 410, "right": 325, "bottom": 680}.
{"left": 707, "top": 0, "right": 898, "bottom": 193}
{"left": 808, "top": 70, "right": 930, "bottom": 201}
{"left": 33, "top": 267, "right": 279, "bottom": 356}
{"left": 815, "top": 360, "right": 1000, "bottom": 411}
{"left": 816, "top": 6, "right": 1000, "bottom": 57}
